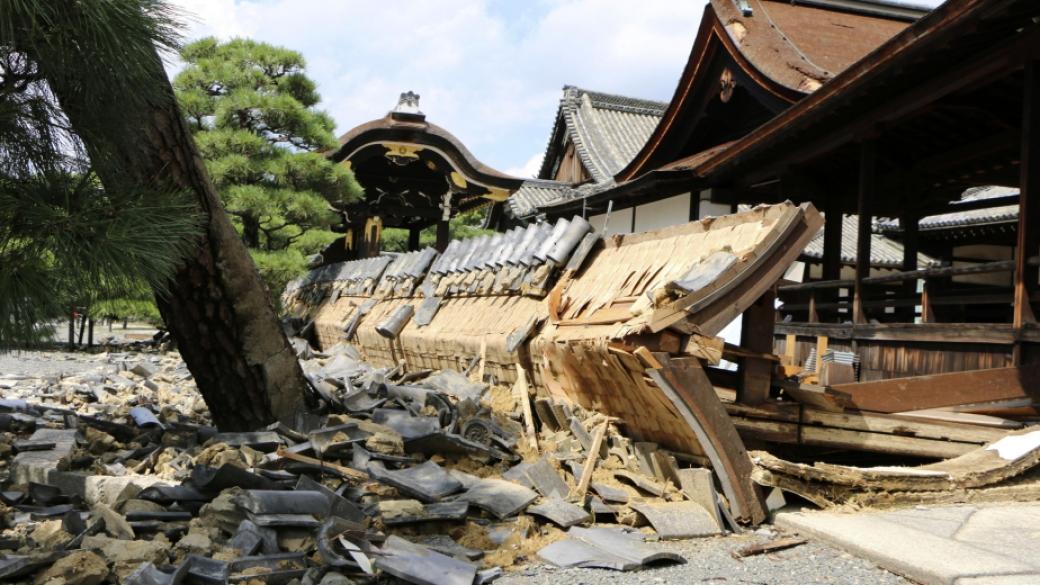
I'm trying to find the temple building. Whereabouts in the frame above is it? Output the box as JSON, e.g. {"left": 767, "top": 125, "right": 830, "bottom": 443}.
{"left": 323, "top": 92, "right": 522, "bottom": 261}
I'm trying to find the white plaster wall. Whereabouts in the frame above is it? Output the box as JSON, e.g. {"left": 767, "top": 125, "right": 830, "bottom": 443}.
{"left": 588, "top": 207, "right": 633, "bottom": 235}
{"left": 633, "top": 193, "right": 691, "bottom": 232}
{"left": 698, "top": 199, "right": 733, "bottom": 219}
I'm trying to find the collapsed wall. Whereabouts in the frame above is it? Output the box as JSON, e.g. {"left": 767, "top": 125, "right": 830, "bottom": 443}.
{"left": 284, "top": 202, "right": 823, "bottom": 522}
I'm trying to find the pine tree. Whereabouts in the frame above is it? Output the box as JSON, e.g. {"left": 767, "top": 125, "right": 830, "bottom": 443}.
{"left": 174, "top": 38, "right": 362, "bottom": 298}
{"left": 2, "top": 0, "right": 312, "bottom": 430}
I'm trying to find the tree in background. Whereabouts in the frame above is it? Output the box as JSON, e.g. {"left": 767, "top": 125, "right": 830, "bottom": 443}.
{"left": 173, "top": 38, "right": 362, "bottom": 298}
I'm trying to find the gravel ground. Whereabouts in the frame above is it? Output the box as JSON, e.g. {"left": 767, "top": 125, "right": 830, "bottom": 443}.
{"left": 0, "top": 348, "right": 113, "bottom": 379}
{"left": 0, "top": 325, "right": 159, "bottom": 379}
{"left": 497, "top": 530, "right": 910, "bottom": 585}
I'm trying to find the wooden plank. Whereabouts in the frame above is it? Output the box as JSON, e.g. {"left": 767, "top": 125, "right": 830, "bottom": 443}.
{"left": 633, "top": 346, "right": 664, "bottom": 369}
{"left": 781, "top": 383, "right": 847, "bottom": 412}
{"left": 275, "top": 448, "right": 369, "bottom": 482}
{"left": 514, "top": 366, "right": 539, "bottom": 453}
{"left": 732, "top": 537, "right": 807, "bottom": 559}
{"left": 774, "top": 322, "right": 1016, "bottom": 345}
{"left": 725, "top": 400, "right": 1004, "bottom": 445}
{"left": 730, "top": 416, "right": 976, "bottom": 459}
{"left": 829, "top": 364, "right": 1040, "bottom": 413}
{"left": 572, "top": 421, "right": 607, "bottom": 500}
{"left": 682, "top": 334, "right": 724, "bottom": 364}
{"left": 649, "top": 361, "right": 767, "bottom": 525}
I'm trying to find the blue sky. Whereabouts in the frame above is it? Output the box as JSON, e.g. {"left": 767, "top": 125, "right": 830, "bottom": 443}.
{"left": 167, "top": 0, "right": 707, "bottom": 177}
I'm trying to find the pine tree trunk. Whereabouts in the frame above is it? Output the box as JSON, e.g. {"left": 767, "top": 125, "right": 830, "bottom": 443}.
{"left": 28, "top": 18, "right": 311, "bottom": 431}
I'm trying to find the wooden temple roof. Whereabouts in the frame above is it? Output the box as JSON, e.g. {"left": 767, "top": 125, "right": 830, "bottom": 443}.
{"left": 327, "top": 92, "right": 522, "bottom": 230}
{"left": 690, "top": 0, "right": 1040, "bottom": 215}
{"left": 517, "top": 0, "right": 918, "bottom": 220}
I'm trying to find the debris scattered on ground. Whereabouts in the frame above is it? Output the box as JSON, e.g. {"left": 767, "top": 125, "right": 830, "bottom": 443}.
{"left": 0, "top": 341, "right": 729, "bottom": 582}
{"left": 731, "top": 535, "right": 807, "bottom": 558}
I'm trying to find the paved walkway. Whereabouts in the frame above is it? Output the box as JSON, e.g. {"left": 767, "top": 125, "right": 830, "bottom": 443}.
{"left": 777, "top": 503, "right": 1040, "bottom": 585}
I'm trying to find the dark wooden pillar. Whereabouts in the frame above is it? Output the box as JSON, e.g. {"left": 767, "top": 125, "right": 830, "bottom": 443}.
{"left": 1014, "top": 60, "right": 1040, "bottom": 363}
{"left": 901, "top": 210, "right": 920, "bottom": 322}
{"left": 854, "top": 140, "right": 876, "bottom": 325}
{"left": 822, "top": 199, "right": 844, "bottom": 322}
{"left": 738, "top": 287, "right": 775, "bottom": 405}
{"left": 407, "top": 226, "right": 421, "bottom": 251}
{"left": 358, "top": 215, "right": 383, "bottom": 259}
{"left": 822, "top": 201, "right": 843, "bottom": 282}
{"left": 435, "top": 220, "right": 450, "bottom": 253}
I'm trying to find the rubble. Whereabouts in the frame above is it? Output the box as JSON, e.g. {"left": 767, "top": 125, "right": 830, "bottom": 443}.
{"left": 0, "top": 343, "right": 719, "bottom": 583}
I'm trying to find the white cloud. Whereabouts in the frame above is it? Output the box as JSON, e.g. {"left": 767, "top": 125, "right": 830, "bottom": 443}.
{"left": 165, "top": 0, "right": 705, "bottom": 172}
{"left": 505, "top": 153, "right": 545, "bottom": 179}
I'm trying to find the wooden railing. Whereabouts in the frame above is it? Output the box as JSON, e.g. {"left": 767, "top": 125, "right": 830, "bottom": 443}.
{"left": 778, "top": 258, "right": 1036, "bottom": 325}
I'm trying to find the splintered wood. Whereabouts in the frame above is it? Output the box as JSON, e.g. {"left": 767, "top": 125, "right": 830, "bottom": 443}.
{"left": 750, "top": 427, "right": 1040, "bottom": 508}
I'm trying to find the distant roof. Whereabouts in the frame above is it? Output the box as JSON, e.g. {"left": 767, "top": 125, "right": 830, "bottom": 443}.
{"left": 716, "top": 0, "right": 914, "bottom": 93}
{"left": 508, "top": 179, "right": 577, "bottom": 219}
{"left": 508, "top": 87, "right": 666, "bottom": 218}
{"left": 613, "top": 0, "right": 916, "bottom": 184}
{"left": 877, "top": 186, "right": 1019, "bottom": 233}
{"left": 538, "top": 86, "right": 666, "bottom": 184}
{"left": 803, "top": 214, "right": 939, "bottom": 268}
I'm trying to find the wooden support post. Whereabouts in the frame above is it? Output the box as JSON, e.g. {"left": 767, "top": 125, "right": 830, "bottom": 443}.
{"left": 435, "top": 220, "right": 450, "bottom": 253}
{"left": 854, "top": 140, "right": 876, "bottom": 325}
{"left": 1015, "top": 61, "right": 1040, "bottom": 336}
{"left": 822, "top": 201, "right": 843, "bottom": 322}
{"left": 738, "top": 289, "right": 775, "bottom": 405}
{"left": 783, "top": 334, "right": 797, "bottom": 366}
{"left": 87, "top": 319, "right": 94, "bottom": 347}
{"left": 807, "top": 290, "right": 819, "bottom": 323}
{"left": 901, "top": 211, "right": 920, "bottom": 322}
{"left": 920, "top": 279, "right": 934, "bottom": 323}
{"left": 67, "top": 310, "right": 75, "bottom": 349}
{"left": 407, "top": 226, "right": 421, "bottom": 251}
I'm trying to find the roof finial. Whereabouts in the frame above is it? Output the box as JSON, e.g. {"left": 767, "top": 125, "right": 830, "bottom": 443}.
{"left": 391, "top": 91, "right": 424, "bottom": 121}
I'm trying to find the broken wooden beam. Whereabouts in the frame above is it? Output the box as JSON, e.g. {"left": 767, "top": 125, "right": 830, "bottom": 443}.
{"left": 648, "top": 360, "right": 768, "bottom": 525}
{"left": 572, "top": 421, "right": 607, "bottom": 501}
{"left": 828, "top": 363, "right": 1040, "bottom": 414}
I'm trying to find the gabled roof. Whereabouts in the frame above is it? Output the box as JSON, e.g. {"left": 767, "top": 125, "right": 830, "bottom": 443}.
{"left": 616, "top": 0, "right": 915, "bottom": 182}
{"left": 803, "top": 214, "right": 939, "bottom": 268}
{"left": 538, "top": 86, "right": 666, "bottom": 184}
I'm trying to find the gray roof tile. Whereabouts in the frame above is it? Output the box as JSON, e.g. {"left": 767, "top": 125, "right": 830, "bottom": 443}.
{"left": 877, "top": 186, "right": 1019, "bottom": 233}
{"left": 509, "top": 87, "right": 665, "bottom": 218}
{"left": 803, "top": 214, "right": 938, "bottom": 268}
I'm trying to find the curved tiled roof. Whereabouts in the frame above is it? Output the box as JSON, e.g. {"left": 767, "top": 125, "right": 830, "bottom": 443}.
{"left": 509, "top": 87, "right": 665, "bottom": 218}
{"left": 507, "top": 180, "right": 576, "bottom": 219}
{"left": 538, "top": 86, "right": 666, "bottom": 184}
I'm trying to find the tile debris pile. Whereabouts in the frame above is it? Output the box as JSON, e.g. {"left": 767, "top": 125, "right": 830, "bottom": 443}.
{"left": 0, "top": 342, "right": 749, "bottom": 584}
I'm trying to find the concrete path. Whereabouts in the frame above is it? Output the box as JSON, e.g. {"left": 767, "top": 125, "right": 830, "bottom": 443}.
{"left": 777, "top": 503, "right": 1040, "bottom": 584}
